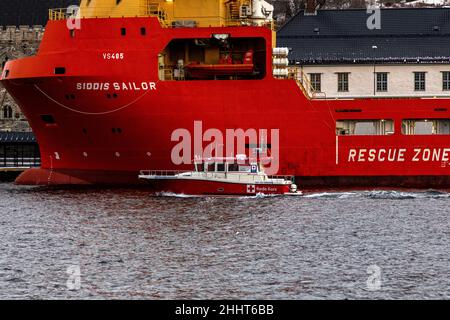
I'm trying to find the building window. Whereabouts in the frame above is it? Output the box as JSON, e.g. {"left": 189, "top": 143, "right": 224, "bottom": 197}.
{"left": 2, "top": 105, "right": 13, "bottom": 119}
{"left": 443, "top": 72, "right": 450, "bottom": 91}
{"left": 337, "top": 73, "right": 349, "bottom": 92}
{"left": 309, "top": 73, "right": 321, "bottom": 92}
{"left": 376, "top": 72, "right": 388, "bottom": 92}
{"left": 414, "top": 72, "right": 426, "bottom": 91}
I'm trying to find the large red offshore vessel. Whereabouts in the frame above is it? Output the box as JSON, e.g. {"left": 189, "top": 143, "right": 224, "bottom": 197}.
{"left": 2, "top": 0, "right": 450, "bottom": 187}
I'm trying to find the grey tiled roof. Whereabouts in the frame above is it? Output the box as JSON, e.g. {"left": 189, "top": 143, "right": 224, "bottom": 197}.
{"left": 277, "top": 8, "right": 450, "bottom": 64}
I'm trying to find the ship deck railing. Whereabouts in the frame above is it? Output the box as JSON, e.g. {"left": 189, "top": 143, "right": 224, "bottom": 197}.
{"left": 139, "top": 170, "right": 293, "bottom": 183}
{"left": 48, "top": 7, "right": 275, "bottom": 30}
{"left": 139, "top": 170, "right": 190, "bottom": 177}
{"left": 286, "top": 66, "right": 328, "bottom": 100}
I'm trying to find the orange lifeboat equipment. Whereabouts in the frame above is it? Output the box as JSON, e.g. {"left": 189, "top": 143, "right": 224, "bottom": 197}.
{"left": 219, "top": 53, "right": 233, "bottom": 64}
{"left": 244, "top": 49, "right": 254, "bottom": 64}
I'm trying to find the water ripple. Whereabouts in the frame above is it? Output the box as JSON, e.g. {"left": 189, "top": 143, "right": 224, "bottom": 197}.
{"left": 0, "top": 183, "right": 448, "bottom": 299}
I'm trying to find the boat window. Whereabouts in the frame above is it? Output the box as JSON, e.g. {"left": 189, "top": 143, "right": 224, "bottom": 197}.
{"left": 207, "top": 163, "right": 215, "bottom": 172}
{"left": 158, "top": 37, "right": 266, "bottom": 81}
{"left": 195, "top": 163, "right": 204, "bottom": 172}
{"left": 40, "top": 114, "right": 56, "bottom": 124}
{"left": 402, "top": 119, "right": 450, "bottom": 135}
{"left": 54, "top": 67, "right": 66, "bottom": 75}
{"left": 336, "top": 120, "right": 394, "bottom": 136}
{"left": 217, "top": 163, "right": 225, "bottom": 172}
{"left": 228, "top": 163, "right": 239, "bottom": 172}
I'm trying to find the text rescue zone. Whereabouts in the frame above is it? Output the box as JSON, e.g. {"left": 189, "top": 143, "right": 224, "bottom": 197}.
{"left": 347, "top": 148, "right": 450, "bottom": 163}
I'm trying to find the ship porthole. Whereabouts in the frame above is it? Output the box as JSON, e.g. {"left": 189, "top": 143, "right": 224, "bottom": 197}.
{"left": 217, "top": 188, "right": 224, "bottom": 192}
{"left": 83, "top": 152, "right": 88, "bottom": 157}
{"left": 54, "top": 67, "right": 66, "bottom": 75}
{"left": 115, "top": 152, "right": 121, "bottom": 158}
{"left": 147, "top": 152, "right": 151, "bottom": 157}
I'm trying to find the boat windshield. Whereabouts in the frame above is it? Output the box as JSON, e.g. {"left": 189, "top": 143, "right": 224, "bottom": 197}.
{"left": 194, "top": 161, "right": 261, "bottom": 173}
{"left": 194, "top": 163, "right": 203, "bottom": 172}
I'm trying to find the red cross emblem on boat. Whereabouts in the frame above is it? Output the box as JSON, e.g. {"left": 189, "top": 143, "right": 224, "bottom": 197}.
{"left": 247, "top": 184, "right": 256, "bottom": 193}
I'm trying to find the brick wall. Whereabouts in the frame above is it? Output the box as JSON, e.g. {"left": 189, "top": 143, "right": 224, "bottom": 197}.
{"left": 0, "top": 25, "right": 44, "bottom": 43}
{"left": 0, "top": 25, "right": 42, "bottom": 132}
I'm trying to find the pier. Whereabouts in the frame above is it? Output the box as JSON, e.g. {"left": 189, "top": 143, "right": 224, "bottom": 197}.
{"left": 0, "top": 132, "right": 40, "bottom": 181}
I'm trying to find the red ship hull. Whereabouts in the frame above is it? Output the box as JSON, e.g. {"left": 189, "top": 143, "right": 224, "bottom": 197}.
{"left": 2, "top": 18, "right": 450, "bottom": 188}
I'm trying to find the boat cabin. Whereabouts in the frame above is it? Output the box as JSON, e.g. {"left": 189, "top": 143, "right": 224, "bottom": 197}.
{"left": 194, "top": 156, "right": 263, "bottom": 174}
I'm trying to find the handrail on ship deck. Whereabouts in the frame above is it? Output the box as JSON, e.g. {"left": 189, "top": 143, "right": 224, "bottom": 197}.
{"left": 288, "top": 67, "right": 327, "bottom": 100}
{"left": 49, "top": 8, "right": 69, "bottom": 21}
{"left": 48, "top": 6, "right": 275, "bottom": 30}
{"left": 139, "top": 170, "right": 190, "bottom": 177}
{"left": 139, "top": 170, "right": 294, "bottom": 183}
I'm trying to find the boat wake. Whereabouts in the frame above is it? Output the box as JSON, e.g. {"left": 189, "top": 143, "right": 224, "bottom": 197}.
{"left": 303, "top": 192, "right": 357, "bottom": 199}
{"left": 153, "top": 190, "right": 450, "bottom": 200}
{"left": 238, "top": 193, "right": 282, "bottom": 200}
{"left": 154, "top": 192, "right": 286, "bottom": 199}
{"left": 154, "top": 192, "right": 198, "bottom": 198}
{"left": 303, "top": 189, "right": 450, "bottom": 200}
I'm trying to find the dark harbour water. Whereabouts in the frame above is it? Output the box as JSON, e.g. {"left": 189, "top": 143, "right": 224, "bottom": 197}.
{"left": 0, "top": 183, "right": 449, "bottom": 300}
